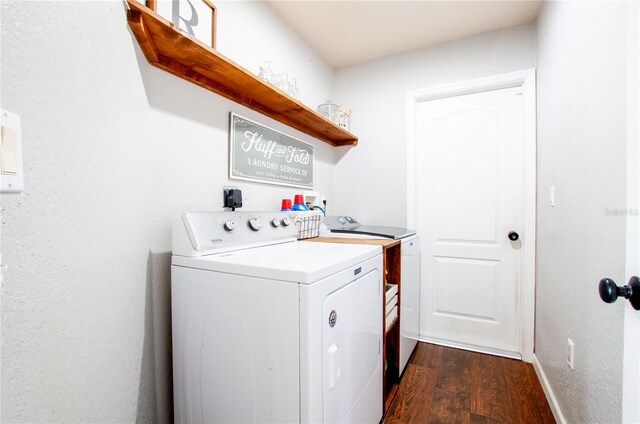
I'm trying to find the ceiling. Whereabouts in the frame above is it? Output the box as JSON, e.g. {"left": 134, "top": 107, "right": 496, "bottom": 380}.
{"left": 267, "top": 1, "right": 541, "bottom": 68}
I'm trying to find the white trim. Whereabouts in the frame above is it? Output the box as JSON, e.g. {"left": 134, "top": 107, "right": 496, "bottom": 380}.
{"left": 406, "top": 69, "right": 536, "bottom": 105}
{"left": 532, "top": 354, "right": 567, "bottom": 424}
{"left": 406, "top": 69, "right": 537, "bottom": 362}
{"left": 520, "top": 70, "right": 537, "bottom": 363}
{"left": 418, "top": 336, "right": 521, "bottom": 361}
{"left": 623, "top": 1, "right": 640, "bottom": 422}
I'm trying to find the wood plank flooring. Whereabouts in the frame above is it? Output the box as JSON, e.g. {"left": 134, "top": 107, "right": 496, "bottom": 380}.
{"left": 384, "top": 343, "right": 555, "bottom": 424}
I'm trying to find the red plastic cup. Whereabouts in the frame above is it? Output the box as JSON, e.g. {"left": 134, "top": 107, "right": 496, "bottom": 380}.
{"left": 281, "top": 199, "right": 293, "bottom": 211}
{"left": 293, "top": 194, "right": 305, "bottom": 205}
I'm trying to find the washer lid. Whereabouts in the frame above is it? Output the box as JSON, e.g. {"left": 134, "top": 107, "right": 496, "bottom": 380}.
{"left": 172, "top": 241, "right": 381, "bottom": 284}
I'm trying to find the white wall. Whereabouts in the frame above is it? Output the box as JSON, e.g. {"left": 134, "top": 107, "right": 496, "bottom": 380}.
{"left": 332, "top": 24, "right": 536, "bottom": 227}
{"left": 0, "top": 1, "right": 335, "bottom": 422}
{"left": 4, "top": 1, "right": 630, "bottom": 422}
{"left": 535, "top": 2, "right": 628, "bottom": 423}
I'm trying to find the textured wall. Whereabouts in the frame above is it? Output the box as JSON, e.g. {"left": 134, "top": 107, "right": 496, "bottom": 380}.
{"left": 0, "top": 1, "right": 336, "bottom": 422}
{"left": 535, "top": 2, "right": 628, "bottom": 422}
{"left": 331, "top": 24, "right": 537, "bottom": 227}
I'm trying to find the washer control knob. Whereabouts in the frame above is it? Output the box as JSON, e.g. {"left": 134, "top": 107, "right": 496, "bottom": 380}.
{"left": 223, "top": 220, "right": 236, "bottom": 232}
{"left": 338, "top": 216, "right": 346, "bottom": 224}
{"left": 271, "top": 219, "right": 281, "bottom": 228}
{"left": 281, "top": 217, "right": 292, "bottom": 227}
{"left": 248, "top": 218, "right": 262, "bottom": 231}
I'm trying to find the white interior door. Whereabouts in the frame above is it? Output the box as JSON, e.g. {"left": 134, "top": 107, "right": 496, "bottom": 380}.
{"left": 415, "top": 86, "right": 525, "bottom": 356}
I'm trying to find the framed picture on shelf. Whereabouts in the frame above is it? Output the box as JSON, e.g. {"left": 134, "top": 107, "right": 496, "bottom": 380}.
{"left": 153, "top": 0, "right": 216, "bottom": 48}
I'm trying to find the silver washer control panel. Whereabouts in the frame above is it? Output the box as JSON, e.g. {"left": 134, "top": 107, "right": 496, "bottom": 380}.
{"left": 173, "top": 211, "right": 300, "bottom": 256}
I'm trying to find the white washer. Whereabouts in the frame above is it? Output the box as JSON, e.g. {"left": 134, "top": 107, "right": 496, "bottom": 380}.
{"left": 171, "top": 211, "right": 384, "bottom": 424}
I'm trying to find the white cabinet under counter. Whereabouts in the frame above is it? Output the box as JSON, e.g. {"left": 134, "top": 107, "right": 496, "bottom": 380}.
{"left": 399, "top": 235, "right": 420, "bottom": 376}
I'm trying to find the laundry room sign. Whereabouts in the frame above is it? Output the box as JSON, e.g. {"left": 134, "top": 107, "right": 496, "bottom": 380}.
{"left": 229, "top": 113, "right": 314, "bottom": 188}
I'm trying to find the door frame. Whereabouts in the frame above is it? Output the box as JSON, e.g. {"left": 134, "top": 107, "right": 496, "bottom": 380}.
{"left": 406, "top": 69, "right": 537, "bottom": 361}
{"left": 623, "top": 1, "right": 639, "bottom": 422}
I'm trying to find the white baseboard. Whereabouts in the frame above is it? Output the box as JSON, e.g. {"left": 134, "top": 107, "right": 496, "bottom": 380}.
{"left": 532, "top": 354, "right": 567, "bottom": 424}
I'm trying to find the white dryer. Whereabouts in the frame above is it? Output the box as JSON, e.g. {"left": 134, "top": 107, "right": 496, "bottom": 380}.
{"left": 320, "top": 217, "right": 421, "bottom": 376}
{"left": 171, "top": 211, "right": 384, "bottom": 424}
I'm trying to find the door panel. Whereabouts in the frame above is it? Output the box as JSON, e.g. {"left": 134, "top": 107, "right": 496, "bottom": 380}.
{"left": 434, "top": 110, "right": 498, "bottom": 243}
{"left": 433, "top": 256, "right": 498, "bottom": 321}
{"left": 416, "top": 87, "right": 524, "bottom": 355}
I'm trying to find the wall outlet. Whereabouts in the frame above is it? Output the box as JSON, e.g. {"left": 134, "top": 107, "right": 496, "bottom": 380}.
{"left": 567, "top": 338, "right": 575, "bottom": 370}
{"left": 303, "top": 190, "right": 321, "bottom": 207}
{"left": 223, "top": 188, "right": 242, "bottom": 210}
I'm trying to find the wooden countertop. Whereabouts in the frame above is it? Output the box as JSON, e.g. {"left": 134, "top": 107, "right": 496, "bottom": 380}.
{"left": 305, "top": 237, "right": 401, "bottom": 249}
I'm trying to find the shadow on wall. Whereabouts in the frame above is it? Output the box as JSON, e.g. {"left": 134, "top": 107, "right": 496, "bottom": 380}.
{"left": 127, "top": 22, "right": 231, "bottom": 132}
{"left": 136, "top": 251, "right": 173, "bottom": 424}
{"left": 125, "top": 17, "right": 340, "bottom": 172}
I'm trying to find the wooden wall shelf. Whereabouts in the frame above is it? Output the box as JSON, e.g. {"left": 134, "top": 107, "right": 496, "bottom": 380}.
{"left": 125, "top": 0, "right": 358, "bottom": 147}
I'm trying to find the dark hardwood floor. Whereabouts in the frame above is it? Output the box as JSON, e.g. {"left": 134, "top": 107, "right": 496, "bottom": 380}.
{"left": 384, "top": 343, "right": 556, "bottom": 424}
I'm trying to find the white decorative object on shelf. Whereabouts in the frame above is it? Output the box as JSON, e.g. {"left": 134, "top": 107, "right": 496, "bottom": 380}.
{"left": 155, "top": 0, "right": 216, "bottom": 48}
{"left": 317, "top": 101, "right": 350, "bottom": 130}
{"left": 337, "top": 106, "right": 350, "bottom": 130}
{"left": 317, "top": 100, "right": 339, "bottom": 122}
{"left": 288, "top": 78, "right": 300, "bottom": 99}
{"left": 258, "top": 60, "right": 274, "bottom": 83}
{"left": 258, "top": 61, "right": 300, "bottom": 99}
{"left": 277, "top": 72, "right": 291, "bottom": 93}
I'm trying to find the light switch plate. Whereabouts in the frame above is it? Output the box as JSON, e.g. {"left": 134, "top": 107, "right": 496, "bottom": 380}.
{"left": 1, "top": 110, "right": 23, "bottom": 193}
